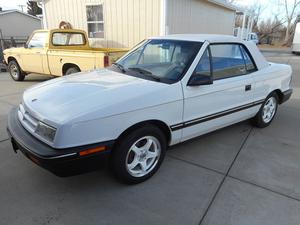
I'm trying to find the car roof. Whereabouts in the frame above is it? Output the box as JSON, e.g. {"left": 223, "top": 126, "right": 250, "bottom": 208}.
{"left": 151, "top": 34, "right": 240, "bottom": 43}
{"left": 150, "top": 34, "right": 269, "bottom": 70}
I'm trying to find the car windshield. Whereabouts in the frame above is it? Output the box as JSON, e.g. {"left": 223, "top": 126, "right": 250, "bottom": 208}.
{"left": 112, "top": 39, "right": 203, "bottom": 83}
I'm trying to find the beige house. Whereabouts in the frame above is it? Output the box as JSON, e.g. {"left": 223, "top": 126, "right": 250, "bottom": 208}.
{"left": 40, "top": 0, "right": 236, "bottom": 48}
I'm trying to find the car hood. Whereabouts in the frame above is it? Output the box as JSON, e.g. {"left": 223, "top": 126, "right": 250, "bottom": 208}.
{"left": 23, "top": 69, "right": 180, "bottom": 125}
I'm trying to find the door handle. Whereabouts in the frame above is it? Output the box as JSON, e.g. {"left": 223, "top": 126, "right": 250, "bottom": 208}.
{"left": 245, "top": 84, "right": 252, "bottom": 91}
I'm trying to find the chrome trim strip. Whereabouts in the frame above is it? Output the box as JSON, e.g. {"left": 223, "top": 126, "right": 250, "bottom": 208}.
{"left": 170, "top": 99, "right": 264, "bottom": 131}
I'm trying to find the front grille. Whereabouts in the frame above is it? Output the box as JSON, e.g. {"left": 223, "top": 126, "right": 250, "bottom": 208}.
{"left": 18, "top": 104, "right": 39, "bottom": 133}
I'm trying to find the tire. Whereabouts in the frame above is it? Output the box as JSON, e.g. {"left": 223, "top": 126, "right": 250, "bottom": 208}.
{"left": 252, "top": 93, "right": 279, "bottom": 128}
{"left": 65, "top": 67, "right": 80, "bottom": 75}
{"left": 8, "top": 60, "right": 25, "bottom": 81}
{"left": 111, "top": 125, "right": 167, "bottom": 184}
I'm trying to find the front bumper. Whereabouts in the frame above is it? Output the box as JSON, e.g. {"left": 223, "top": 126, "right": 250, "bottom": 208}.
{"left": 281, "top": 89, "right": 293, "bottom": 104}
{"left": 7, "top": 107, "right": 114, "bottom": 177}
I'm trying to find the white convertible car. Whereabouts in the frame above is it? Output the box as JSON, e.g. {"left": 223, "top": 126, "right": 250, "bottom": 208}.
{"left": 8, "top": 34, "right": 293, "bottom": 183}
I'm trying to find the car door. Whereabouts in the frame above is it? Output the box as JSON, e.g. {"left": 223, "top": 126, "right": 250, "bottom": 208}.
{"left": 179, "top": 43, "right": 257, "bottom": 141}
{"left": 21, "top": 32, "right": 48, "bottom": 74}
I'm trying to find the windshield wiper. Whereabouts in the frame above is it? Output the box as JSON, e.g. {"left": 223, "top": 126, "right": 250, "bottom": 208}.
{"left": 112, "top": 62, "right": 126, "bottom": 73}
{"left": 128, "top": 67, "right": 161, "bottom": 81}
{"left": 128, "top": 67, "right": 152, "bottom": 74}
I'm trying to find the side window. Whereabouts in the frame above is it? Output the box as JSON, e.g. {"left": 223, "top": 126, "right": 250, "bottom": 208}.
{"left": 27, "top": 32, "right": 47, "bottom": 48}
{"left": 240, "top": 46, "right": 257, "bottom": 72}
{"left": 194, "top": 48, "right": 211, "bottom": 76}
{"left": 210, "top": 44, "right": 246, "bottom": 80}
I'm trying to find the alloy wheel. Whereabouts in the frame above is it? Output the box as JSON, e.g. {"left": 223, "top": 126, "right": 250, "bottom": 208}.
{"left": 125, "top": 136, "right": 161, "bottom": 177}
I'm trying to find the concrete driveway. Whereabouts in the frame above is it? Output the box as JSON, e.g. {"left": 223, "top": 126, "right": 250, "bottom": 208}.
{"left": 0, "top": 51, "right": 300, "bottom": 225}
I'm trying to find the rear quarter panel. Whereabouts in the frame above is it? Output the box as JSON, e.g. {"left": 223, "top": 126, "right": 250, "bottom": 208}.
{"left": 47, "top": 49, "right": 128, "bottom": 76}
{"left": 252, "top": 63, "right": 292, "bottom": 102}
{"left": 47, "top": 49, "right": 101, "bottom": 75}
{"left": 47, "top": 29, "right": 128, "bottom": 76}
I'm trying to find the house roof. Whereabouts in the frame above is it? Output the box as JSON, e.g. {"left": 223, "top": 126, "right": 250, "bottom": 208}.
{"left": 206, "top": 0, "right": 238, "bottom": 11}
{"left": 0, "top": 10, "right": 41, "bottom": 20}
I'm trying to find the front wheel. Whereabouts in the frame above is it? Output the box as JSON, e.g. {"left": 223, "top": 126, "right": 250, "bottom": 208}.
{"left": 8, "top": 60, "right": 25, "bottom": 81}
{"left": 111, "top": 125, "right": 167, "bottom": 184}
{"left": 252, "top": 93, "right": 278, "bottom": 128}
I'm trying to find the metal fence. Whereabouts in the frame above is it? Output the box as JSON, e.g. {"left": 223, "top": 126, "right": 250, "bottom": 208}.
{"left": 0, "top": 37, "right": 28, "bottom": 71}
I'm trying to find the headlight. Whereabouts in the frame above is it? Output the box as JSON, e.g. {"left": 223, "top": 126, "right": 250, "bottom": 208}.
{"left": 35, "top": 122, "right": 56, "bottom": 142}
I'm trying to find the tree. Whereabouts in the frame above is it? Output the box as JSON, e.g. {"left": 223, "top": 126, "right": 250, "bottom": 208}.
{"left": 27, "top": 1, "right": 42, "bottom": 16}
{"left": 283, "top": 0, "right": 300, "bottom": 44}
{"left": 234, "top": 1, "right": 265, "bottom": 39}
{"left": 257, "top": 16, "right": 286, "bottom": 44}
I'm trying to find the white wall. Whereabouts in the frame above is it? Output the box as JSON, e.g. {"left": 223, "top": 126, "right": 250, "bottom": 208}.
{"left": 43, "top": 0, "right": 235, "bottom": 48}
{"left": 44, "top": 0, "right": 161, "bottom": 48}
{"left": 0, "top": 12, "right": 41, "bottom": 38}
{"left": 166, "top": 0, "right": 235, "bottom": 35}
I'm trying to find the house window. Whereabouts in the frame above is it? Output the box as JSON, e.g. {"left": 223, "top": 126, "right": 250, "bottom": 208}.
{"left": 86, "top": 5, "right": 104, "bottom": 38}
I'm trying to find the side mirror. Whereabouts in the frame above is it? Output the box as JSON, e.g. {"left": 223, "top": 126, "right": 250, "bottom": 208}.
{"left": 188, "top": 73, "right": 213, "bottom": 86}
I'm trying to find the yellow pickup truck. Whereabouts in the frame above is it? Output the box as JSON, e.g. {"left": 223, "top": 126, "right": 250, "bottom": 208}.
{"left": 3, "top": 29, "right": 128, "bottom": 81}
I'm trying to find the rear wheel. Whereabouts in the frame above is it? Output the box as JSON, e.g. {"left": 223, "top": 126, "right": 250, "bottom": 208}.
{"left": 8, "top": 60, "right": 25, "bottom": 81}
{"left": 252, "top": 93, "right": 278, "bottom": 128}
{"left": 65, "top": 67, "right": 80, "bottom": 75}
{"left": 111, "top": 125, "right": 167, "bottom": 184}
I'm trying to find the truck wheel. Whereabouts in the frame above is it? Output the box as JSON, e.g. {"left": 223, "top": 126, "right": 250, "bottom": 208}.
{"left": 252, "top": 93, "right": 278, "bottom": 128}
{"left": 8, "top": 60, "right": 25, "bottom": 81}
{"left": 65, "top": 67, "right": 80, "bottom": 75}
{"left": 111, "top": 125, "right": 167, "bottom": 184}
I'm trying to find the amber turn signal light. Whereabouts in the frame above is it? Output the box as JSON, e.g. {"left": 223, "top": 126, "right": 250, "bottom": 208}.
{"left": 79, "top": 146, "right": 106, "bottom": 156}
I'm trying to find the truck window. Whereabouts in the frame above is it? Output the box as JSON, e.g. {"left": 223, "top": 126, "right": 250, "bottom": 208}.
{"left": 52, "top": 33, "right": 85, "bottom": 46}
{"left": 28, "top": 32, "right": 47, "bottom": 48}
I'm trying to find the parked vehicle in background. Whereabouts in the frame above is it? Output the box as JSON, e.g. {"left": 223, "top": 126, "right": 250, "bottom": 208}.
{"left": 292, "top": 23, "right": 300, "bottom": 54}
{"left": 234, "top": 27, "right": 259, "bottom": 45}
{"left": 3, "top": 29, "right": 128, "bottom": 81}
{"left": 7, "top": 34, "right": 293, "bottom": 184}
{"left": 247, "top": 32, "right": 259, "bottom": 44}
